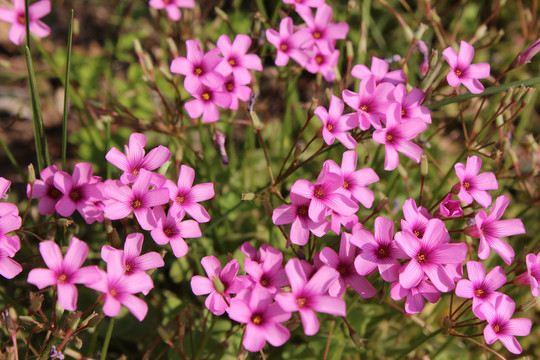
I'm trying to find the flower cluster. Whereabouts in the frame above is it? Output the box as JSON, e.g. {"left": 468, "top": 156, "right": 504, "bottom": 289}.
{"left": 170, "top": 35, "right": 263, "bottom": 122}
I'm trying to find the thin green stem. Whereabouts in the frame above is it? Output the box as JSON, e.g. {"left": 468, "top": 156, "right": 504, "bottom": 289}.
{"left": 62, "top": 10, "right": 74, "bottom": 171}
{"left": 100, "top": 318, "right": 115, "bottom": 360}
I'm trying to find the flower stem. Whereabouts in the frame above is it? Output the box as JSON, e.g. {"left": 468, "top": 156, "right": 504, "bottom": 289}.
{"left": 100, "top": 318, "right": 115, "bottom": 360}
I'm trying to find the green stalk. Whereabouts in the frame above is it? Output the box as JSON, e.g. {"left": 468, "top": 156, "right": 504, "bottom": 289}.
{"left": 100, "top": 318, "right": 115, "bottom": 360}
{"left": 0, "top": 136, "right": 25, "bottom": 179}
{"left": 25, "top": 46, "right": 50, "bottom": 172}
{"left": 428, "top": 76, "right": 540, "bottom": 109}
{"left": 62, "top": 10, "right": 74, "bottom": 171}
{"left": 24, "top": 0, "right": 30, "bottom": 48}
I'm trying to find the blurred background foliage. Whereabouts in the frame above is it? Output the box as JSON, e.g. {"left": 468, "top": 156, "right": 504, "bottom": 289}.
{"left": 0, "top": 0, "right": 539, "bottom": 358}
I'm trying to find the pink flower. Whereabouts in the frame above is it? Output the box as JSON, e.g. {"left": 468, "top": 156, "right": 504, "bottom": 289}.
{"left": 0, "top": 214, "right": 22, "bottom": 279}
{"left": 465, "top": 195, "right": 525, "bottom": 265}
{"left": 319, "top": 232, "right": 376, "bottom": 298}
{"left": 401, "top": 198, "right": 432, "bottom": 239}
{"left": 27, "top": 237, "right": 101, "bottom": 311}
{"left": 216, "top": 34, "right": 263, "bottom": 81}
{"left": 513, "top": 38, "right": 540, "bottom": 66}
{"left": 282, "top": 0, "right": 324, "bottom": 11}
{"left": 395, "top": 219, "right": 467, "bottom": 292}
{"left": 227, "top": 286, "right": 291, "bottom": 352}
{"left": 184, "top": 85, "right": 231, "bottom": 123}
{"left": 437, "top": 194, "right": 463, "bottom": 218}
{"left": 351, "top": 217, "right": 406, "bottom": 282}
{"left": 27, "top": 165, "right": 61, "bottom": 215}
{"left": 513, "top": 252, "right": 540, "bottom": 296}
{"left": 325, "top": 150, "right": 379, "bottom": 208}
{"left": 148, "top": 0, "right": 194, "bottom": 21}
{"left": 163, "top": 165, "right": 214, "bottom": 223}
{"left": 454, "top": 155, "right": 498, "bottom": 208}
{"left": 105, "top": 132, "right": 171, "bottom": 186}
{"left": 475, "top": 295, "right": 531, "bottom": 354}
{"left": 272, "top": 192, "right": 329, "bottom": 246}
{"left": 392, "top": 84, "right": 431, "bottom": 124}
{"left": 0, "top": 178, "right": 18, "bottom": 217}
{"left": 244, "top": 246, "right": 288, "bottom": 294}
{"left": 296, "top": 4, "right": 349, "bottom": 54}
{"left": 314, "top": 95, "right": 357, "bottom": 149}
{"left": 170, "top": 40, "right": 224, "bottom": 95}
{"left": 222, "top": 74, "right": 252, "bottom": 110}
{"left": 53, "top": 163, "right": 104, "bottom": 224}
{"left": 275, "top": 259, "right": 346, "bottom": 336}
{"left": 0, "top": 0, "right": 50, "bottom": 45}
{"left": 87, "top": 251, "right": 153, "bottom": 321}
{"left": 103, "top": 169, "right": 169, "bottom": 230}
{"left": 390, "top": 277, "right": 441, "bottom": 314}
{"left": 266, "top": 17, "right": 311, "bottom": 67}
{"left": 290, "top": 163, "right": 358, "bottom": 223}
{"left": 191, "top": 256, "right": 244, "bottom": 315}
{"left": 455, "top": 261, "right": 506, "bottom": 316}
{"left": 342, "top": 75, "right": 394, "bottom": 130}
{"left": 101, "top": 233, "right": 164, "bottom": 295}
{"left": 442, "top": 40, "right": 490, "bottom": 94}
{"left": 150, "top": 206, "right": 201, "bottom": 258}
{"left": 351, "top": 56, "right": 405, "bottom": 86}
{"left": 372, "top": 102, "right": 427, "bottom": 171}
{"left": 305, "top": 48, "right": 339, "bottom": 81}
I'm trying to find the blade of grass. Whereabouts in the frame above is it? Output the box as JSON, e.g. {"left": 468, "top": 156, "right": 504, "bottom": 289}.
{"left": 427, "top": 76, "right": 540, "bottom": 109}
{"left": 100, "top": 317, "right": 115, "bottom": 360}
{"left": 0, "top": 135, "right": 25, "bottom": 179}
{"left": 25, "top": 46, "right": 50, "bottom": 172}
{"left": 62, "top": 10, "right": 74, "bottom": 171}
{"left": 24, "top": 0, "right": 30, "bottom": 48}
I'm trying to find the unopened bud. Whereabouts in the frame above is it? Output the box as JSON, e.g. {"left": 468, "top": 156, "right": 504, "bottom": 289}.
{"left": 27, "top": 163, "right": 36, "bottom": 184}
{"left": 158, "top": 326, "right": 172, "bottom": 342}
{"left": 524, "top": 134, "right": 538, "bottom": 151}
{"left": 158, "top": 66, "right": 173, "bottom": 81}
{"left": 420, "top": 155, "right": 428, "bottom": 176}
{"left": 517, "top": 298, "right": 537, "bottom": 313}
{"left": 18, "top": 316, "right": 41, "bottom": 326}
{"left": 166, "top": 38, "right": 179, "bottom": 58}
{"left": 29, "top": 292, "right": 44, "bottom": 315}
{"left": 350, "top": 331, "right": 367, "bottom": 349}
{"left": 241, "top": 193, "right": 256, "bottom": 201}
{"left": 346, "top": 41, "right": 354, "bottom": 60}
{"left": 491, "top": 149, "right": 503, "bottom": 160}
{"left": 495, "top": 115, "right": 505, "bottom": 127}
{"left": 502, "top": 87, "right": 514, "bottom": 105}
{"left": 214, "top": 7, "right": 228, "bottom": 21}
{"left": 73, "top": 336, "right": 83, "bottom": 349}
{"left": 55, "top": 303, "right": 65, "bottom": 321}
{"left": 513, "top": 38, "right": 540, "bottom": 67}
{"left": 508, "top": 147, "right": 519, "bottom": 165}
{"left": 133, "top": 39, "right": 143, "bottom": 57}
{"left": 429, "top": 49, "right": 439, "bottom": 68}
{"left": 57, "top": 218, "right": 73, "bottom": 227}
{"left": 67, "top": 311, "right": 82, "bottom": 331}
{"left": 474, "top": 25, "right": 487, "bottom": 40}
{"left": 143, "top": 53, "right": 154, "bottom": 72}
{"left": 212, "top": 276, "right": 225, "bottom": 294}
{"left": 213, "top": 131, "right": 228, "bottom": 165}
{"left": 522, "top": 88, "right": 536, "bottom": 105}
{"left": 414, "top": 23, "right": 428, "bottom": 41}
{"left": 2, "top": 310, "right": 17, "bottom": 333}
{"left": 514, "top": 86, "right": 528, "bottom": 103}
{"left": 80, "top": 312, "right": 103, "bottom": 329}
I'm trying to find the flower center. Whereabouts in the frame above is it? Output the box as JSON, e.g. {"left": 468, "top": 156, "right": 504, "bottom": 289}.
{"left": 110, "top": 289, "right": 117, "bottom": 297}
{"left": 176, "top": 195, "right": 185, "bottom": 204}
{"left": 132, "top": 168, "right": 139, "bottom": 176}
{"left": 228, "top": 58, "right": 236, "bottom": 66}
{"left": 201, "top": 92, "right": 211, "bottom": 101}
{"left": 69, "top": 190, "right": 80, "bottom": 202}
{"left": 225, "top": 82, "right": 234, "bottom": 91}
{"left": 125, "top": 264, "right": 132, "bottom": 273}
{"left": 132, "top": 199, "right": 142, "bottom": 209}
{"left": 260, "top": 274, "right": 270, "bottom": 287}
{"left": 337, "top": 264, "right": 347, "bottom": 276}
{"left": 280, "top": 43, "right": 289, "bottom": 52}
{"left": 163, "top": 0, "right": 173, "bottom": 4}
{"left": 376, "top": 247, "right": 387, "bottom": 259}
{"left": 455, "top": 69, "right": 463, "bottom": 77}
{"left": 386, "top": 134, "right": 393, "bottom": 142}
{"left": 296, "top": 297, "right": 307, "bottom": 308}
{"left": 474, "top": 288, "right": 485, "bottom": 298}
{"left": 313, "top": 31, "right": 322, "bottom": 39}
{"left": 251, "top": 314, "right": 262, "bottom": 325}
{"left": 401, "top": 109, "right": 406, "bottom": 117}
{"left": 194, "top": 67, "right": 203, "bottom": 76}
{"left": 49, "top": 188, "right": 62, "bottom": 199}
{"left": 343, "top": 181, "right": 349, "bottom": 189}
{"left": 17, "top": 14, "right": 25, "bottom": 25}
{"left": 413, "top": 230, "right": 421, "bottom": 238}
{"left": 297, "top": 206, "right": 308, "bottom": 216}
{"left": 315, "top": 55, "right": 324, "bottom": 64}
{"left": 492, "top": 323, "right": 500, "bottom": 333}
{"left": 463, "top": 181, "right": 471, "bottom": 190}
{"left": 164, "top": 227, "right": 174, "bottom": 237}
{"left": 313, "top": 185, "right": 324, "bottom": 199}
{"left": 416, "top": 252, "right": 427, "bottom": 264}
{"left": 57, "top": 274, "right": 67, "bottom": 283}
{"left": 360, "top": 104, "right": 368, "bottom": 112}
